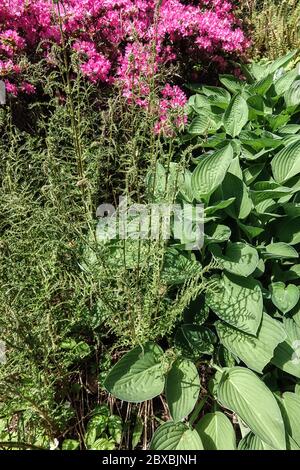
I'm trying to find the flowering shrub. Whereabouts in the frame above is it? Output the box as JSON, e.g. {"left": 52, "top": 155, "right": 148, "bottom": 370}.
{"left": 0, "top": 0, "right": 249, "bottom": 129}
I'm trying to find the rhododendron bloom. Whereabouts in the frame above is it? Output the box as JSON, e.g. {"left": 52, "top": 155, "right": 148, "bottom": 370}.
{"left": 0, "top": 1, "right": 249, "bottom": 126}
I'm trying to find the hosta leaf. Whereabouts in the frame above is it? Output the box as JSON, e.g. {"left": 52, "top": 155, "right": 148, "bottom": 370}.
{"left": 178, "top": 169, "right": 194, "bottom": 203}
{"left": 269, "top": 50, "right": 298, "bottom": 72}
{"left": 270, "top": 282, "right": 300, "bottom": 314}
{"left": 223, "top": 94, "right": 249, "bottom": 137}
{"left": 280, "top": 392, "right": 300, "bottom": 446}
{"left": 216, "top": 313, "right": 286, "bottom": 373}
{"left": 219, "top": 74, "right": 244, "bottom": 94}
{"left": 272, "top": 318, "right": 300, "bottom": 378}
{"left": 283, "top": 264, "right": 300, "bottom": 282}
{"left": 222, "top": 163, "right": 252, "bottom": 220}
{"left": 210, "top": 242, "right": 259, "bottom": 277}
{"left": 204, "top": 223, "right": 231, "bottom": 244}
{"left": 175, "top": 324, "right": 216, "bottom": 358}
{"left": 206, "top": 273, "right": 263, "bottom": 335}
{"left": 248, "top": 73, "right": 273, "bottom": 95}
{"left": 263, "top": 242, "right": 298, "bottom": 260}
{"left": 283, "top": 202, "right": 300, "bottom": 218}
{"left": 243, "top": 164, "right": 265, "bottom": 186}
{"left": 166, "top": 359, "right": 200, "bottom": 422}
{"left": 238, "top": 432, "right": 273, "bottom": 450}
{"left": 271, "top": 140, "right": 300, "bottom": 184}
{"left": 238, "top": 222, "right": 264, "bottom": 240}
{"left": 240, "top": 132, "right": 282, "bottom": 152}
{"left": 276, "top": 217, "right": 300, "bottom": 245}
{"left": 217, "top": 367, "right": 286, "bottom": 449}
{"left": 104, "top": 343, "right": 166, "bottom": 402}
{"left": 274, "top": 68, "right": 298, "bottom": 95}
{"left": 205, "top": 198, "right": 235, "bottom": 215}
{"left": 247, "top": 95, "right": 265, "bottom": 118}
{"left": 188, "top": 114, "right": 217, "bottom": 135}
{"left": 285, "top": 80, "right": 300, "bottom": 107}
{"left": 184, "top": 296, "right": 209, "bottom": 325}
{"left": 196, "top": 411, "right": 236, "bottom": 450}
{"left": 279, "top": 124, "right": 300, "bottom": 135}
{"left": 201, "top": 85, "right": 231, "bottom": 103}
{"left": 161, "top": 249, "right": 202, "bottom": 285}
{"left": 150, "top": 422, "right": 203, "bottom": 450}
{"left": 192, "top": 145, "right": 233, "bottom": 201}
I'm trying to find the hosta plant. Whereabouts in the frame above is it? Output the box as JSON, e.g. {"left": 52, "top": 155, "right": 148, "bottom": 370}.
{"left": 103, "top": 51, "right": 300, "bottom": 450}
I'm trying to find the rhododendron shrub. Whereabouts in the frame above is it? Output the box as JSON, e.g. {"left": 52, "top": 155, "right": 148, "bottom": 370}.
{"left": 0, "top": 0, "right": 248, "bottom": 130}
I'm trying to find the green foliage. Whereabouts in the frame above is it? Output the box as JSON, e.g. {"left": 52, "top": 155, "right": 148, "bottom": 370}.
{"left": 105, "top": 52, "right": 300, "bottom": 450}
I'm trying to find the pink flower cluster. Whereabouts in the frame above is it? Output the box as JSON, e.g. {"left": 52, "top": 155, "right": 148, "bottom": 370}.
{"left": 0, "top": 1, "right": 249, "bottom": 129}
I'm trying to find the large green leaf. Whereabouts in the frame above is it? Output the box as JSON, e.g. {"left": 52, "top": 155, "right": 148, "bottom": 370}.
{"left": 204, "top": 223, "right": 231, "bottom": 244}
{"left": 216, "top": 313, "right": 286, "bottom": 373}
{"left": 222, "top": 159, "right": 252, "bottom": 220}
{"left": 285, "top": 80, "right": 300, "bottom": 107}
{"left": 275, "top": 68, "right": 298, "bottom": 96}
{"left": 104, "top": 343, "right": 166, "bottom": 402}
{"left": 217, "top": 367, "right": 286, "bottom": 449}
{"left": 267, "top": 50, "right": 298, "bottom": 75}
{"left": 272, "top": 318, "right": 300, "bottom": 378}
{"left": 248, "top": 74, "right": 273, "bottom": 95}
{"left": 175, "top": 324, "right": 216, "bottom": 358}
{"left": 150, "top": 422, "right": 204, "bottom": 450}
{"left": 238, "top": 432, "right": 273, "bottom": 450}
{"left": 210, "top": 242, "right": 259, "bottom": 277}
{"left": 189, "top": 114, "right": 218, "bottom": 135}
{"left": 223, "top": 94, "right": 249, "bottom": 137}
{"left": 166, "top": 358, "right": 200, "bottom": 422}
{"left": 263, "top": 242, "right": 298, "bottom": 260}
{"left": 276, "top": 217, "right": 300, "bottom": 245}
{"left": 205, "top": 198, "right": 235, "bottom": 215}
{"left": 219, "top": 74, "right": 244, "bottom": 94}
{"left": 161, "top": 249, "right": 202, "bottom": 285}
{"left": 271, "top": 140, "right": 300, "bottom": 184}
{"left": 206, "top": 273, "right": 263, "bottom": 335}
{"left": 195, "top": 411, "right": 236, "bottom": 450}
{"left": 280, "top": 392, "right": 300, "bottom": 446}
{"left": 192, "top": 145, "right": 233, "bottom": 201}
{"left": 270, "top": 282, "right": 300, "bottom": 313}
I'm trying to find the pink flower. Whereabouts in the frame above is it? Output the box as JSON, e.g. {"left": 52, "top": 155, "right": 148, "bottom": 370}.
{"left": 0, "top": 0, "right": 249, "bottom": 113}
{"left": 20, "top": 82, "right": 36, "bottom": 94}
{"left": 5, "top": 80, "right": 18, "bottom": 95}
